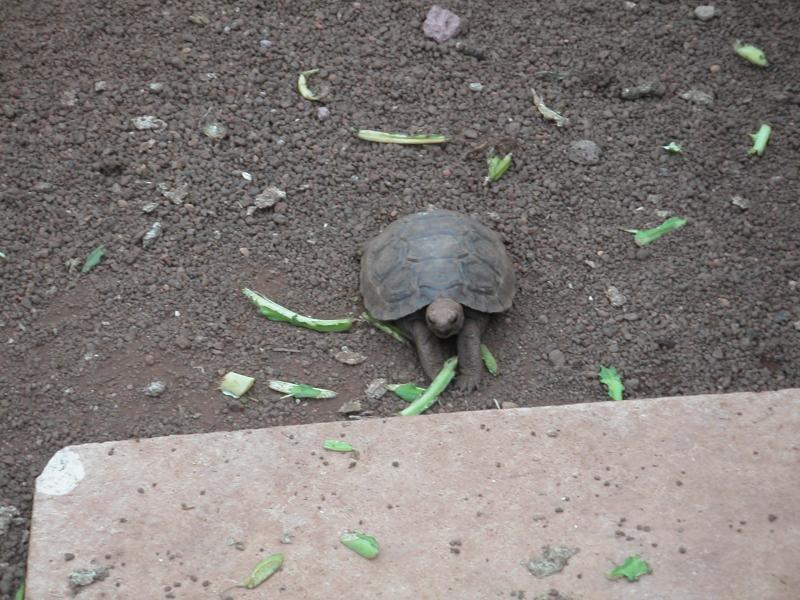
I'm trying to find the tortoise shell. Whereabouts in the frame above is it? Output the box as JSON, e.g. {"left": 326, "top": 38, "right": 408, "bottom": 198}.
{"left": 360, "top": 210, "right": 516, "bottom": 321}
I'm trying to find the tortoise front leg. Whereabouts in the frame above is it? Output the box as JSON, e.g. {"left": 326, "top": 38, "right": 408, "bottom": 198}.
{"left": 454, "top": 312, "right": 489, "bottom": 392}
{"left": 406, "top": 318, "right": 447, "bottom": 382}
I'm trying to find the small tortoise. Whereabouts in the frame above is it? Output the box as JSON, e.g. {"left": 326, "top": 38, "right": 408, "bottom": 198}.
{"left": 360, "top": 210, "right": 516, "bottom": 391}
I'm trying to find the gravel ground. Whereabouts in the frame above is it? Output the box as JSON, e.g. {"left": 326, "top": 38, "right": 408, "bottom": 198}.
{"left": 1, "top": 0, "right": 799, "bottom": 595}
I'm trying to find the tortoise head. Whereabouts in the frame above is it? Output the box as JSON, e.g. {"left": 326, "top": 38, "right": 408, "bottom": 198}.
{"left": 425, "top": 298, "right": 464, "bottom": 339}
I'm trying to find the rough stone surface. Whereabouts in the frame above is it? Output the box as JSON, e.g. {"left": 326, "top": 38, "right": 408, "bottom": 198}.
{"left": 679, "top": 89, "right": 715, "bottom": 105}
{"left": 26, "top": 390, "right": 800, "bottom": 599}
{"left": 566, "top": 140, "right": 602, "bottom": 165}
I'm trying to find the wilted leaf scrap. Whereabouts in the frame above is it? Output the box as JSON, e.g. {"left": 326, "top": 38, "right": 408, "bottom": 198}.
{"left": 340, "top": 532, "right": 380, "bottom": 559}
{"left": 297, "top": 69, "right": 322, "bottom": 101}
{"left": 486, "top": 153, "right": 512, "bottom": 183}
{"left": 356, "top": 130, "right": 448, "bottom": 144}
{"left": 220, "top": 372, "right": 255, "bottom": 398}
{"left": 323, "top": 439, "right": 355, "bottom": 452}
{"left": 624, "top": 216, "right": 687, "bottom": 246}
{"left": 748, "top": 124, "right": 772, "bottom": 156}
{"left": 82, "top": 246, "right": 105, "bottom": 273}
{"left": 607, "top": 555, "right": 652, "bottom": 582}
{"left": 386, "top": 382, "right": 425, "bottom": 402}
{"left": 531, "top": 87, "right": 568, "bottom": 127}
{"left": 269, "top": 380, "right": 336, "bottom": 399}
{"left": 360, "top": 312, "right": 410, "bottom": 345}
{"left": 480, "top": 344, "right": 498, "bottom": 376}
{"left": 243, "top": 288, "right": 353, "bottom": 332}
{"left": 242, "top": 553, "right": 284, "bottom": 589}
{"left": 734, "top": 41, "right": 768, "bottom": 67}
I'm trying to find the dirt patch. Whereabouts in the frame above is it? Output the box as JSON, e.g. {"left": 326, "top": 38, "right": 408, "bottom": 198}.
{"left": 1, "top": 0, "right": 799, "bottom": 595}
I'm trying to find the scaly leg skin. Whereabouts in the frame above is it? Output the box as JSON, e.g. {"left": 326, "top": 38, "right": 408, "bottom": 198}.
{"left": 400, "top": 315, "right": 446, "bottom": 382}
{"left": 454, "top": 312, "right": 489, "bottom": 392}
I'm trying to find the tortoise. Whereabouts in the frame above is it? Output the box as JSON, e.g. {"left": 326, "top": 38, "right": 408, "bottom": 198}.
{"left": 360, "top": 210, "right": 516, "bottom": 391}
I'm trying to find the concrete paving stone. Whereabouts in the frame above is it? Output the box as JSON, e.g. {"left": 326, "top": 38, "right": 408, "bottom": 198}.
{"left": 26, "top": 389, "right": 800, "bottom": 599}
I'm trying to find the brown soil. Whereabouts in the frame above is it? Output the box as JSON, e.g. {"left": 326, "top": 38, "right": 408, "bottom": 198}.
{"left": 1, "top": 0, "right": 799, "bottom": 595}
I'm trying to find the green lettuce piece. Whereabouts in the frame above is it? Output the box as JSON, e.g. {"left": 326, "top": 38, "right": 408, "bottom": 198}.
{"left": 480, "top": 344, "right": 498, "bottom": 375}
{"left": 82, "top": 245, "right": 105, "bottom": 273}
{"left": 486, "top": 153, "right": 512, "bottom": 183}
{"left": 356, "top": 130, "right": 448, "bottom": 144}
{"left": 598, "top": 365, "right": 624, "bottom": 401}
{"left": 324, "top": 439, "right": 355, "bottom": 452}
{"left": 340, "top": 532, "right": 380, "bottom": 559}
{"left": 268, "top": 380, "right": 336, "bottom": 399}
{"left": 387, "top": 382, "right": 425, "bottom": 402}
{"left": 400, "top": 357, "right": 458, "bottom": 416}
{"left": 242, "top": 554, "right": 283, "bottom": 589}
{"left": 748, "top": 124, "right": 772, "bottom": 156}
{"left": 624, "top": 216, "right": 687, "bottom": 246}
{"left": 360, "top": 312, "right": 410, "bottom": 345}
{"left": 607, "top": 555, "right": 652, "bottom": 582}
{"left": 243, "top": 288, "right": 353, "bottom": 332}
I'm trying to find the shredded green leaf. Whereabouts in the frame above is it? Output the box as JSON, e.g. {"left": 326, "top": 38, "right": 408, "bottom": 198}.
{"left": 0, "top": 250, "right": 6, "bottom": 260}
{"left": 14, "top": 581, "right": 24, "bottom": 600}
{"left": 480, "top": 344, "right": 498, "bottom": 375}
{"left": 297, "top": 69, "right": 322, "bottom": 101}
{"left": 386, "top": 382, "right": 425, "bottom": 402}
{"left": 360, "top": 312, "right": 410, "bottom": 345}
{"left": 323, "top": 439, "right": 355, "bottom": 452}
{"left": 268, "top": 380, "right": 336, "bottom": 399}
{"left": 607, "top": 555, "right": 652, "bottom": 582}
{"left": 243, "top": 288, "right": 353, "bottom": 332}
{"left": 624, "top": 216, "right": 687, "bottom": 246}
{"left": 662, "top": 142, "right": 682, "bottom": 154}
{"left": 356, "top": 130, "right": 448, "bottom": 144}
{"left": 81, "top": 245, "right": 105, "bottom": 273}
{"left": 486, "top": 153, "right": 512, "bottom": 183}
{"left": 340, "top": 532, "right": 380, "bottom": 559}
{"left": 531, "top": 87, "right": 568, "bottom": 127}
{"left": 748, "top": 124, "right": 772, "bottom": 156}
{"left": 220, "top": 372, "right": 255, "bottom": 398}
{"left": 734, "top": 42, "right": 768, "bottom": 67}
{"left": 598, "top": 365, "right": 624, "bottom": 401}
{"left": 242, "top": 554, "right": 283, "bottom": 589}
{"left": 400, "top": 357, "right": 458, "bottom": 416}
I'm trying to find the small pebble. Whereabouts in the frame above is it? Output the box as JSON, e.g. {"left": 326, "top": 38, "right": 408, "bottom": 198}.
{"left": 468, "top": 82, "right": 483, "bottom": 92}
{"left": 143, "top": 381, "right": 167, "bottom": 397}
{"left": 731, "top": 195, "right": 750, "bottom": 210}
{"left": 365, "top": 378, "right": 388, "bottom": 400}
{"left": 566, "top": 140, "right": 601, "bottom": 165}
{"left": 620, "top": 81, "right": 665, "bottom": 100}
{"left": 694, "top": 5, "right": 719, "bottom": 21}
{"left": 334, "top": 347, "right": 367, "bottom": 365}
{"left": 423, "top": 5, "right": 461, "bottom": 43}
{"left": 605, "top": 286, "right": 627, "bottom": 307}
{"left": 337, "top": 399, "right": 363, "bottom": 415}
{"left": 679, "top": 89, "right": 714, "bottom": 105}
{"left": 548, "top": 349, "right": 566, "bottom": 368}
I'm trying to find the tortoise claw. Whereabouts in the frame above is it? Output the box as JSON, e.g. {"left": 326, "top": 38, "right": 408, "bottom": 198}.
{"left": 453, "top": 372, "right": 481, "bottom": 393}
